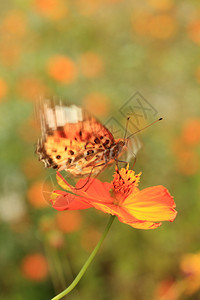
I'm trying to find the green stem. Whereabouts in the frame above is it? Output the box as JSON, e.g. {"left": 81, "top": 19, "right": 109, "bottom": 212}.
{"left": 51, "top": 215, "right": 115, "bottom": 300}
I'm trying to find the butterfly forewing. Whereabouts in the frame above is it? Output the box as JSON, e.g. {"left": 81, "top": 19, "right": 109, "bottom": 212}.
{"left": 36, "top": 101, "right": 116, "bottom": 176}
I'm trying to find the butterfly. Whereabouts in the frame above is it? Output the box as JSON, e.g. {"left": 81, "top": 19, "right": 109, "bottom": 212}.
{"left": 36, "top": 100, "right": 141, "bottom": 179}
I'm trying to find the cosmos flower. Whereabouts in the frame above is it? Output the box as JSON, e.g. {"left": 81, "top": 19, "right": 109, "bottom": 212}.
{"left": 51, "top": 165, "right": 177, "bottom": 230}
{"left": 180, "top": 252, "right": 200, "bottom": 295}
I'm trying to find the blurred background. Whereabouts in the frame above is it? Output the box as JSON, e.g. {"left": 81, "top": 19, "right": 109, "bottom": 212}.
{"left": 0, "top": 0, "right": 200, "bottom": 299}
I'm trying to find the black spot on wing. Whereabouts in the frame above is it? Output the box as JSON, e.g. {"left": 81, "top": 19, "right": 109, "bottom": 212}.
{"left": 87, "top": 150, "right": 94, "bottom": 155}
{"left": 103, "top": 139, "right": 110, "bottom": 147}
{"left": 68, "top": 150, "right": 74, "bottom": 155}
{"left": 67, "top": 158, "right": 72, "bottom": 164}
{"left": 94, "top": 137, "right": 100, "bottom": 144}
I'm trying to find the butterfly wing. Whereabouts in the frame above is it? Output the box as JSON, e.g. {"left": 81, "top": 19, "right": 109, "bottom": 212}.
{"left": 36, "top": 100, "right": 115, "bottom": 176}
{"left": 126, "top": 135, "right": 142, "bottom": 161}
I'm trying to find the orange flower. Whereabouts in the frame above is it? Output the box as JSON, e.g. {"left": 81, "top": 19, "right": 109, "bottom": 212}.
{"left": 27, "top": 181, "right": 49, "bottom": 208}
{"left": 47, "top": 55, "right": 77, "bottom": 84}
{"left": 0, "top": 11, "right": 27, "bottom": 38}
{"left": 34, "top": 0, "right": 68, "bottom": 20}
{"left": 51, "top": 166, "right": 177, "bottom": 230}
{"left": 132, "top": 12, "right": 177, "bottom": 39}
{"left": 21, "top": 253, "right": 48, "bottom": 281}
{"left": 0, "top": 78, "right": 7, "bottom": 101}
{"left": 172, "top": 118, "right": 200, "bottom": 176}
{"left": 176, "top": 150, "right": 199, "bottom": 176}
{"left": 56, "top": 210, "right": 82, "bottom": 233}
{"left": 182, "top": 118, "right": 200, "bottom": 146}
{"left": 188, "top": 19, "right": 200, "bottom": 45}
{"left": 149, "top": 14, "right": 177, "bottom": 40}
{"left": 154, "top": 279, "right": 178, "bottom": 300}
{"left": 180, "top": 252, "right": 200, "bottom": 295}
{"left": 147, "top": 0, "right": 173, "bottom": 11}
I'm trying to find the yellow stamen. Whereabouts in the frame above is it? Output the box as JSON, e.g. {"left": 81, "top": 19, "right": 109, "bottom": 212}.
{"left": 112, "top": 164, "right": 141, "bottom": 204}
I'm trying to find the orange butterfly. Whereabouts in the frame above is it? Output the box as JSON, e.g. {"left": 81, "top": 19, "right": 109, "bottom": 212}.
{"left": 36, "top": 100, "right": 141, "bottom": 178}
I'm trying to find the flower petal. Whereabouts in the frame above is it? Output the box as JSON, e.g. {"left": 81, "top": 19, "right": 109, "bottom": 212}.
{"left": 56, "top": 172, "right": 73, "bottom": 192}
{"left": 76, "top": 178, "right": 113, "bottom": 203}
{"left": 129, "top": 221, "right": 161, "bottom": 230}
{"left": 123, "top": 185, "right": 177, "bottom": 222}
{"left": 51, "top": 191, "right": 92, "bottom": 211}
{"left": 118, "top": 216, "right": 162, "bottom": 230}
{"left": 89, "top": 201, "right": 138, "bottom": 225}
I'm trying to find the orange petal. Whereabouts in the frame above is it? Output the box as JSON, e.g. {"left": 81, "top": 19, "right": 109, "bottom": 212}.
{"left": 90, "top": 202, "right": 138, "bottom": 225}
{"left": 56, "top": 172, "right": 73, "bottom": 192}
{"left": 122, "top": 219, "right": 162, "bottom": 230}
{"left": 123, "top": 185, "right": 177, "bottom": 222}
{"left": 91, "top": 202, "right": 121, "bottom": 216}
{"left": 51, "top": 191, "right": 61, "bottom": 202}
{"left": 76, "top": 178, "right": 113, "bottom": 203}
{"left": 117, "top": 210, "right": 162, "bottom": 229}
{"left": 51, "top": 191, "right": 92, "bottom": 211}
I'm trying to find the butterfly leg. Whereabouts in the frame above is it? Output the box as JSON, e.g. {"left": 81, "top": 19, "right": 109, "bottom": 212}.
{"left": 115, "top": 154, "right": 137, "bottom": 170}
{"left": 131, "top": 153, "right": 137, "bottom": 169}
{"left": 75, "top": 162, "right": 108, "bottom": 191}
{"left": 85, "top": 163, "right": 109, "bottom": 192}
{"left": 115, "top": 159, "right": 129, "bottom": 169}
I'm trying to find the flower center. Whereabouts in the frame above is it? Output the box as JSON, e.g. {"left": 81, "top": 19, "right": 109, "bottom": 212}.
{"left": 112, "top": 164, "right": 141, "bottom": 205}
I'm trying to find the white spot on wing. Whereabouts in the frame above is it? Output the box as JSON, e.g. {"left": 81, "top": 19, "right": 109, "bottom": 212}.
{"left": 55, "top": 105, "right": 66, "bottom": 127}
{"left": 43, "top": 103, "right": 57, "bottom": 130}
{"left": 63, "top": 105, "right": 83, "bottom": 123}
{"left": 43, "top": 103, "right": 84, "bottom": 129}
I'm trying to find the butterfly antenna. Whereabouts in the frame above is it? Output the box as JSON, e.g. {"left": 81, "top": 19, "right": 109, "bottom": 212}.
{"left": 127, "top": 118, "right": 163, "bottom": 139}
{"left": 124, "top": 117, "right": 130, "bottom": 141}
